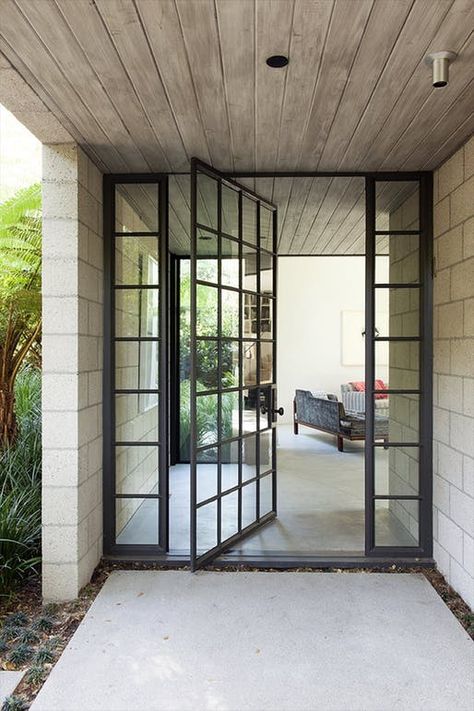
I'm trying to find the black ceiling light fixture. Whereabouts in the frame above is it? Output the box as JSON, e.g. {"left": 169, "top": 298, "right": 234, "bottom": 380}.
{"left": 266, "top": 55, "right": 289, "bottom": 68}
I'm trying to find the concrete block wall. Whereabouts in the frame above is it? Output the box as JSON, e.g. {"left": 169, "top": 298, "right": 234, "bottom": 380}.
{"left": 432, "top": 135, "right": 474, "bottom": 608}
{"left": 42, "top": 144, "right": 103, "bottom": 600}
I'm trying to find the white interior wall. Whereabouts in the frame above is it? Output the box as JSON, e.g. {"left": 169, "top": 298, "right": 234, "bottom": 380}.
{"left": 276, "top": 256, "right": 389, "bottom": 423}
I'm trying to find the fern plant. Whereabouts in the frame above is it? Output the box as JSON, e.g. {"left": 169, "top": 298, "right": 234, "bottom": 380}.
{"left": 0, "top": 183, "right": 41, "bottom": 449}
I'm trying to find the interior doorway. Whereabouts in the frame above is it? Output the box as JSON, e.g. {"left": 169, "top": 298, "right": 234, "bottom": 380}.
{"left": 102, "top": 166, "right": 433, "bottom": 565}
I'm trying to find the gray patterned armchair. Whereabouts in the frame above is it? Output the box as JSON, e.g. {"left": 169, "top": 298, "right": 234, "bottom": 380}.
{"left": 293, "top": 389, "right": 388, "bottom": 452}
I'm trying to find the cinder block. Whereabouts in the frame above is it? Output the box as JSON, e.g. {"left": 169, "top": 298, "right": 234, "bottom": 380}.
{"left": 433, "top": 196, "right": 450, "bottom": 236}
{"left": 464, "top": 456, "right": 474, "bottom": 497}
{"left": 42, "top": 562, "right": 80, "bottom": 602}
{"left": 465, "top": 299, "right": 474, "bottom": 337}
{"left": 464, "top": 217, "right": 474, "bottom": 259}
{"left": 43, "top": 181, "right": 79, "bottom": 221}
{"left": 438, "top": 302, "right": 463, "bottom": 339}
{"left": 433, "top": 539, "right": 450, "bottom": 578}
{"left": 437, "top": 225, "right": 463, "bottom": 269}
{"left": 43, "top": 410, "right": 78, "bottom": 450}
{"left": 88, "top": 159, "right": 103, "bottom": 201}
{"left": 42, "top": 524, "right": 79, "bottom": 565}
{"left": 463, "top": 378, "right": 474, "bottom": 417}
{"left": 42, "top": 486, "right": 78, "bottom": 527}
{"left": 449, "top": 558, "right": 474, "bottom": 609}
{"left": 88, "top": 370, "right": 102, "bottom": 407}
{"left": 438, "top": 375, "right": 463, "bottom": 413}
{"left": 450, "top": 176, "right": 474, "bottom": 227}
{"left": 451, "top": 339, "right": 474, "bottom": 378}
{"left": 42, "top": 449, "right": 78, "bottom": 487}
{"left": 43, "top": 144, "right": 78, "bottom": 182}
{"left": 433, "top": 474, "right": 450, "bottom": 516}
{"left": 78, "top": 405, "right": 100, "bottom": 448}
{"left": 433, "top": 406, "right": 450, "bottom": 445}
{"left": 437, "top": 511, "right": 463, "bottom": 564}
{"left": 464, "top": 134, "right": 474, "bottom": 180}
{"left": 450, "top": 258, "right": 474, "bottom": 301}
{"left": 42, "top": 296, "right": 77, "bottom": 336}
{"left": 42, "top": 372, "right": 78, "bottom": 411}
{"left": 42, "top": 334, "right": 79, "bottom": 374}
{"left": 464, "top": 533, "right": 474, "bottom": 575}
{"left": 42, "top": 218, "right": 79, "bottom": 260}
{"left": 42, "top": 259, "right": 78, "bottom": 297}
{"left": 438, "top": 149, "right": 464, "bottom": 201}
{"left": 450, "top": 486, "right": 474, "bottom": 538}
{"left": 433, "top": 339, "right": 450, "bottom": 374}
{"left": 450, "top": 412, "right": 474, "bottom": 458}
{"left": 433, "top": 268, "right": 450, "bottom": 305}
{"left": 438, "top": 442, "right": 463, "bottom": 488}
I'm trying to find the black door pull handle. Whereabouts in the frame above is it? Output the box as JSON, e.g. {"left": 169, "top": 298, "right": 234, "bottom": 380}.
{"left": 260, "top": 406, "right": 284, "bottom": 416}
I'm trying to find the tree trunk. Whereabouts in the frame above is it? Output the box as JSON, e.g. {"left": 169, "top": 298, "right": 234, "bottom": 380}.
{"left": 0, "top": 385, "right": 17, "bottom": 449}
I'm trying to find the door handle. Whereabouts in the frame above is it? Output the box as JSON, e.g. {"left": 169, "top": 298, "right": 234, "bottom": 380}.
{"left": 261, "top": 405, "right": 284, "bottom": 416}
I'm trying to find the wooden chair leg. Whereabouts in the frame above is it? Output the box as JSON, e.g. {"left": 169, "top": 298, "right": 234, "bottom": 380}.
{"left": 337, "top": 435, "right": 344, "bottom": 452}
{"left": 293, "top": 399, "right": 299, "bottom": 434}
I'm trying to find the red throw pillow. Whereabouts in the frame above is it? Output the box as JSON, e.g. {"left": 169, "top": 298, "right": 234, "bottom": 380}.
{"left": 374, "top": 379, "right": 388, "bottom": 399}
{"left": 350, "top": 380, "right": 388, "bottom": 399}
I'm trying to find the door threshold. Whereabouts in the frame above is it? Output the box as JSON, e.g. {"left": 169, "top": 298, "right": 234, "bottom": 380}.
{"left": 103, "top": 552, "right": 434, "bottom": 569}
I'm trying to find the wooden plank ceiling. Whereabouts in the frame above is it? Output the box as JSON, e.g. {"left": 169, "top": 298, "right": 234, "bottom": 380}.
{"left": 0, "top": 0, "right": 472, "bottom": 254}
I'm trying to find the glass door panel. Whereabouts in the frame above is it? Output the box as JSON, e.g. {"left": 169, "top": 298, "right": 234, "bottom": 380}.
{"left": 190, "top": 158, "right": 278, "bottom": 569}
{"left": 105, "top": 178, "right": 168, "bottom": 555}
{"left": 365, "top": 175, "right": 432, "bottom": 557}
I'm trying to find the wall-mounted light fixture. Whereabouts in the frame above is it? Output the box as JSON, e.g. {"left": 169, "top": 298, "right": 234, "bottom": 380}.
{"left": 424, "top": 51, "right": 457, "bottom": 88}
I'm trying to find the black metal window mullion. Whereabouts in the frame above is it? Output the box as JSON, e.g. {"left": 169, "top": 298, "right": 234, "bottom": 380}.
{"left": 217, "top": 179, "right": 222, "bottom": 547}
{"left": 255, "top": 200, "right": 261, "bottom": 522}
{"left": 365, "top": 177, "right": 376, "bottom": 553}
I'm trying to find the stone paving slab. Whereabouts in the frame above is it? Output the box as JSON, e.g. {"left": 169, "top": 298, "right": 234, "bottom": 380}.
{"left": 31, "top": 572, "right": 473, "bottom": 711}
{"left": 0, "top": 671, "right": 24, "bottom": 704}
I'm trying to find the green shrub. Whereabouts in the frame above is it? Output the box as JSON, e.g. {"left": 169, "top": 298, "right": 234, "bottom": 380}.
{"left": 1, "top": 695, "right": 28, "bottom": 711}
{"left": 0, "top": 367, "right": 41, "bottom": 597}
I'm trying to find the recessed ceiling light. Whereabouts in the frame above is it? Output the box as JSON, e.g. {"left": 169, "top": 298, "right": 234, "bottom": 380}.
{"left": 266, "top": 55, "right": 289, "bottom": 68}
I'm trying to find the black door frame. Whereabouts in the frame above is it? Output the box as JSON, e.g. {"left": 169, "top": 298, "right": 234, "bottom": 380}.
{"left": 102, "top": 169, "right": 433, "bottom": 565}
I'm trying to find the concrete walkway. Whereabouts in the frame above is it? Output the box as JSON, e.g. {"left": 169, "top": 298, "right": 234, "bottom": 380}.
{"left": 32, "top": 572, "right": 473, "bottom": 711}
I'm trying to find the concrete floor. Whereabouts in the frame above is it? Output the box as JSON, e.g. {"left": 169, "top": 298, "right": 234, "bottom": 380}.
{"left": 0, "top": 671, "right": 24, "bottom": 705}
{"left": 120, "top": 425, "right": 417, "bottom": 554}
{"left": 31, "top": 571, "right": 474, "bottom": 711}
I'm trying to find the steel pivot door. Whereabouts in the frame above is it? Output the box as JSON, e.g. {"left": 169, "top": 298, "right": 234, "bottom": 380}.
{"left": 190, "top": 159, "right": 279, "bottom": 570}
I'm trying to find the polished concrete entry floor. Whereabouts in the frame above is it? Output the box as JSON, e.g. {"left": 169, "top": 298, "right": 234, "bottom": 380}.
{"left": 31, "top": 571, "right": 474, "bottom": 711}
{"left": 119, "top": 425, "right": 418, "bottom": 553}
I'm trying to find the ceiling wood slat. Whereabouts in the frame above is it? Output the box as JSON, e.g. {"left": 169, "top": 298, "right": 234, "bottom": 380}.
{"left": 298, "top": 0, "right": 374, "bottom": 170}
{"left": 366, "top": 0, "right": 474, "bottom": 171}
{"left": 175, "top": 0, "right": 233, "bottom": 170}
{"left": 136, "top": 0, "right": 212, "bottom": 166}
{"left": 215, "top": 0, "right": 256, "bottom": 173}
{"left": 255, "top": 0, "right": 295, "bottom": 171}
{"left": 318, "top": 0, "right": 413, "bottom": 170}
{"left": 335, "top": 0, "right": 453, "bottom": 171}
{"left": 95, "top": 0, "right": 188, "bottom": 171}
{"left": 275, "top": 0, "right": 333, "bottom": 171}
{"left": 56, "top": 0, "right": 168, "bottom": 171}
